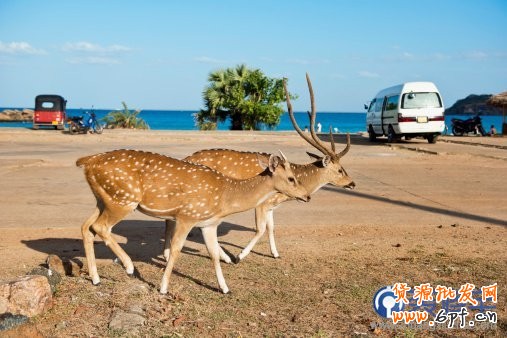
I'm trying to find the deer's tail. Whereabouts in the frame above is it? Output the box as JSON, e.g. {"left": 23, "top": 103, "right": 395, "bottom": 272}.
{"left": 76, "top": 154, "right": 95, "bottom": 167}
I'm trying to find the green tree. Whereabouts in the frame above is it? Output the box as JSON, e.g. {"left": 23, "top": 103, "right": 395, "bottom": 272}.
{"left": 195, "top": 65, "right": 290, "bottom": 130}
{"left": 103, "top": 102, "right": 149, "bottom": 129}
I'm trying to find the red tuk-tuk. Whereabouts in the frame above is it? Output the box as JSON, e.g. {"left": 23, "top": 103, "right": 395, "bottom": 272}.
{"left": 33, "top": 95, "right": 67, "bottom": 130}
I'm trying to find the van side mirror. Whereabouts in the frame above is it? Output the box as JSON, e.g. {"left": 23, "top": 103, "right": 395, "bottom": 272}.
{"left": 364, "top": 104, "right": 369, "bottom": 110}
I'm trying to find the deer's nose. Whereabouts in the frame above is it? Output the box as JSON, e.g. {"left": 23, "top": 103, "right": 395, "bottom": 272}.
{"left": 297, "top": 195, "right": 311, "bottom": 202}
{"left": 345, "top": 182, "right": 356, "bottom": 190}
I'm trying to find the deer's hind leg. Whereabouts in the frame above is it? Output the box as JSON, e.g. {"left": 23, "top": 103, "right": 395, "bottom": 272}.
{"left": 160, "top": 219, "right": 193, "bottom": 294}
{"left": 81, "top": 207, "right": 101, "bottom": 284}
{"left": 201, "top": 225, "right": 229, "bottom": 294}
{"left": 81, "top": 202, "right": 135, "bottom": 285}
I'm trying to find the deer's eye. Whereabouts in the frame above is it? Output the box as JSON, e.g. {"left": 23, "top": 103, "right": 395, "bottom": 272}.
{"left": 338, "top": 169, "right": 343, "bottom": 174}
{"left": 288, "top": 177, "right": 296, "bottom": 184}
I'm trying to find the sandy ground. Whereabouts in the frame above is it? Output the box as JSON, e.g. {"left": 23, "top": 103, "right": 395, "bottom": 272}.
{"left": 0, "top": 128, "right": 506, "bottom": 336}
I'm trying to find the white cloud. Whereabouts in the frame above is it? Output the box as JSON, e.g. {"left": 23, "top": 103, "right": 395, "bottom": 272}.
{"left": 193, "top": 56, "right": 225, "bottom": 64}
{"left": 0, "top": 41, "right": 46, "bottom": 55}
{"left": 286, "top": 58, "right": 330, "bottom": 65}
{"left": 401, "top": 52, "right": 415, "bottom": 60}
{"left": 358, "top": 70, "right": 379, "bottom": 78}
{"left": 429, "top": 52, "right": 452, "bottom": 61}
{"left": 463, "top": 50, "right": 488, "bottom": 60}
{"left": 66, "top": 56, "right": 120, "bottom": 65}
{"left": 62, "top": 41, "right": 131, "bottom": 53}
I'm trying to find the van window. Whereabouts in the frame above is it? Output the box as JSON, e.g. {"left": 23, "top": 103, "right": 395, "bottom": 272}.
{"left": 401, "top": 92, "right": 442, "bottom": 109}
{"left": 385, "top": 95, "right": 399, "bottom": 111}
{"left": 375, "top": 98, "right": 384, "bottom": 112}
{"left": 368, "top": 99, "right": 376, "bottom": 112}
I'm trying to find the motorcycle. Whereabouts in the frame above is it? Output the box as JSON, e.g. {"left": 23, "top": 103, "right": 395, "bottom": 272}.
{"left": 67, "top": 110, "right": 103, "bottom": 135}
{"left": 451, "top": 114, "right": 486, "bottom": 136}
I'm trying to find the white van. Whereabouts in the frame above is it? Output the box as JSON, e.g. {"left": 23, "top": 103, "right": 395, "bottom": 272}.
{"left": 365, "top": 82, "right": 445, "bottom": 143}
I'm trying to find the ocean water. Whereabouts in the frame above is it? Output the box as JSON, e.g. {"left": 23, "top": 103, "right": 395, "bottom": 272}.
{"left": 0, "top": 108, "right": 505, "bottom": 134}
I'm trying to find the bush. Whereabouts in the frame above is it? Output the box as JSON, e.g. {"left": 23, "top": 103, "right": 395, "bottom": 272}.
{"left": 103, "top": 102, "right": 149, "bottom": 129}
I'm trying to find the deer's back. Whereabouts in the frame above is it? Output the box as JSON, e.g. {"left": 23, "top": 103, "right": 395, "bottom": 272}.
{"left": 185, "top": 149, "right": 269, "bottom": 179}
{"left": 77, "top": 149, "right": 228, "bottom": 219}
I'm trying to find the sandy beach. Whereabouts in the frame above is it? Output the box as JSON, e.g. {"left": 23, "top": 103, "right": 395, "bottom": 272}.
{"left": 0, "top": 128, "right": 505, "bottom": 336}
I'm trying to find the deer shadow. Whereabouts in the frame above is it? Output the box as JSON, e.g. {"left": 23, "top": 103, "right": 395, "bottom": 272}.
{"left": 323, "top": 186, "right": 507, "bottom": 227}
{"left": 21, "top": 219, "right": 255, "bottom": 291}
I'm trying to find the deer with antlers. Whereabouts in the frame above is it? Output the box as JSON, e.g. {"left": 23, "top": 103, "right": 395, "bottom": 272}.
{"left": 76, "top": 149, "right": 310, "bottom": 294}
{"left": 164, "top": 73, "right": 355, "bottom": 263}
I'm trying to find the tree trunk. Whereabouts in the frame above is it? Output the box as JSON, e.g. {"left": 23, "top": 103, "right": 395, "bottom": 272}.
{"left": 230, "top": 113, "right": 244, "bottom": 130}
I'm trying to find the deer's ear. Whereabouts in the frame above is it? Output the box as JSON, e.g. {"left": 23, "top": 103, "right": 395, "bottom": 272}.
{"left": 278, "top": 150, "right": 288, "bottom": 163}
{"left": 257, "top": 154, "right": 279, "bottom": 172}
{"left": 306, "top": 151, "right": 321, "bottom": 160}
{"left": 267, "top": 154, "right": 281, "bottom": 173}
{"left": 321, "top": 155, "right": 332, "bottom": 167}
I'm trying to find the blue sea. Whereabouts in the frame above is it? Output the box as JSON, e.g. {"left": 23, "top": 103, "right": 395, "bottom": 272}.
{"left": 0, "top": 108, "right": 505, "bottom": 134}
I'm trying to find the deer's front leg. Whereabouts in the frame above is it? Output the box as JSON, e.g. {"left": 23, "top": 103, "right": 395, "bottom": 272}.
{"left": 165, "top": 219, "right": 232, "bottom": 264}
{"left": 201, "top": 226, "right": 230, "bottom": 294}
{"left": 237, "top": 204, "right": 269, "bottom": 262}
{"left": 266, "top": 209, "right": 280, "bottom": 258}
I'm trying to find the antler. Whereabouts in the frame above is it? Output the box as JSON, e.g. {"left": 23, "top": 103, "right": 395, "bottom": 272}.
{"left": 284, "top": 74, "right": 351, "bottom": 159}
{"left": 283, "top": 78, "right": 327, "bottom": 155}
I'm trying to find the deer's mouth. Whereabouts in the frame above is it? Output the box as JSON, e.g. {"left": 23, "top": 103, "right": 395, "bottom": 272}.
{"left": 344, "top": 182, "right": 356, "bottom": 190}
{"left": 296, "top": 195, "right": 311, "bottom": 202}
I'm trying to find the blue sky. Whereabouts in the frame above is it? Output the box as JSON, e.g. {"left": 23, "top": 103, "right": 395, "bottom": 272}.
{"left": 1, "top": 0, "right": 506, "bottom": 111}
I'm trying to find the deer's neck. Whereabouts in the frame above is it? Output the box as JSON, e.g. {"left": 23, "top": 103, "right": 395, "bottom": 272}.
{"left": 293, "top": 163, "right": 327, "bottom": 194}
{"left": 220, "top": 173, "right": 275, "bottom": 215}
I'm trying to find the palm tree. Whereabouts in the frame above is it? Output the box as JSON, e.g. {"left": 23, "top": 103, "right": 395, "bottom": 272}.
{"left": 195, "top": 65, "right": 287, "bottom": 130}
{"left": 103, "top": 102, "right": 149, "bottom": 129}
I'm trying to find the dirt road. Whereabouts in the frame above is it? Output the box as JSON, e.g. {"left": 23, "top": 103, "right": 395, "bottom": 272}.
{"left": 0, "top": 129, "right": 505, "bottom": 336}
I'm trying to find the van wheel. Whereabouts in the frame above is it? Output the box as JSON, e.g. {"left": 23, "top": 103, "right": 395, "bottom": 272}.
{"left": 387, "top": 126, "right": 397, "bottom": 143}
{"left": 427, "top": 134, "right": 438, "bottom": 144}
{"left": 368, "top": 125, "right": 377, "bottom": 142}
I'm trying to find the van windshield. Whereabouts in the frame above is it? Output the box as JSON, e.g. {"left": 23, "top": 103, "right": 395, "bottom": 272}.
{"left": 401, "top": 92, "right": 442, "bottom": 109}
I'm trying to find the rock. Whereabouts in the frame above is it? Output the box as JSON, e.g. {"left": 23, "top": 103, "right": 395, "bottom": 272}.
{"left": 108, "top": 310, "right": 146, "bottom": 331}
{"left": 0, "top": 109, "right": 34, "bottom": 122}
{"left": 28, "top": 266, "right": 61, "bottom": 294}
{"left": 0, "top": 321, "right": 43, "bottom": 337}
{"left": 128, "top": 303, "right": 145, "bottom": 316}
{"left": 0, "top": 275, "right": 52, "bottom": 317}
{"left": 126, "top": 283, "right": 149, "bottom": 296}
{"left": 46, "top": 254, "right": 81, "bottom": 277}
{"left": 0, "top": 313, "right": 28, "bottom": 331}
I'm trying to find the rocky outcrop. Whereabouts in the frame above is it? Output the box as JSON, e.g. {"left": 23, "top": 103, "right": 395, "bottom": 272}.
{"left": 445, "top": 94, "right": 503, "bottom": 115}
{"left": 0, "top": 109, "right": 34, "bottom": 122}
{"left": 0, "top": 275, "right": 52, "bottom": 317}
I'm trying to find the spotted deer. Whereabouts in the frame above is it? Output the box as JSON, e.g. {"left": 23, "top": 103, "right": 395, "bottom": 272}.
{"left": 164, "top": 73, "right": 355, "bottom": 263}
{"left": 76, "top": 150, "right": 310, "bottom": 294}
